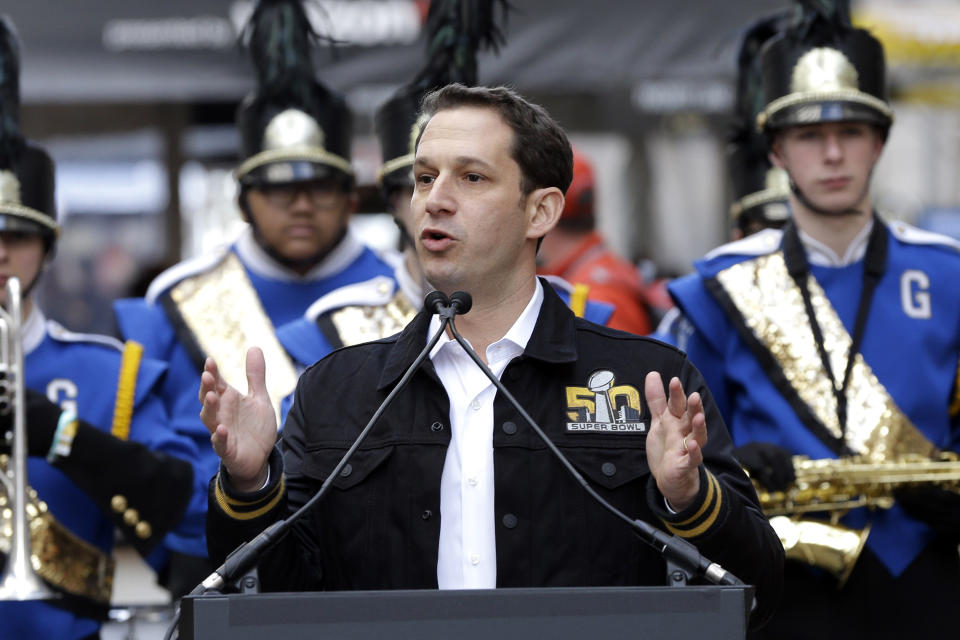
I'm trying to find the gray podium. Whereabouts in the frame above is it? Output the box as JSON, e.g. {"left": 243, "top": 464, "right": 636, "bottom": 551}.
{"left": 179, "top": 585, "right": 754, "bottom": 639}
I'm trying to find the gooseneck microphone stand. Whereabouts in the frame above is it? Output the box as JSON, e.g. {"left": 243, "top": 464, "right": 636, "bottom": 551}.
{"left": 165, "top": 291, "right": 457, "bottom": 640}
{"left": 440, "top": 291, "right": 748, "bottom": 591}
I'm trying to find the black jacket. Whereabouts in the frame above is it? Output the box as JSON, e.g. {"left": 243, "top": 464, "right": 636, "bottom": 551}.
{"left": 208, "top": 281, "right": 783, "bottom": 625}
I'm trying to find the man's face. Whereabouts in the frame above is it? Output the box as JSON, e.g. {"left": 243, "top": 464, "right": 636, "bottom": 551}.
{"left": 411, "top": 106, "right": 542, "bottom": 296}
{"left": 245, "top": 178, "right": 355, "bottom": 266}
{"left": 770, "top": 121, "right": 884, "bottom": 216}
{"left": 0, "top": 231, "right": 45, "bottom": 305}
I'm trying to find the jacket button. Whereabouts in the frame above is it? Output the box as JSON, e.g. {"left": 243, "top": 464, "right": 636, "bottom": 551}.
{"left": 501, "top": 421, "right": 517, "bottom": 435}
{"left": 601, "top": 462, "right": 617, "bottom": 477}
{"left": 123, "top": 508, "right": 139, "bottom": 526}
{"left": 430, "top": 422, "right": 444, "bottom": 432}
{"left": 421, "top": 509, "right": 433, "bottom": 521}
{"left": 135, "top": 521, "right": 152, "bottom": 539}
{"left": 340, "top": 464, "right": 353, "bottom": 477}
{"left": 111, "top": 495, "right": 127, "bottom": 513}
{"left": 502, "top": 513, "right": 518, "bottom": 529}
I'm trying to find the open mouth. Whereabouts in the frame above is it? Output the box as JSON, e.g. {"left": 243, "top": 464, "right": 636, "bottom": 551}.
{"left": 421, "top": 228, "right": 454, "bottom": 251}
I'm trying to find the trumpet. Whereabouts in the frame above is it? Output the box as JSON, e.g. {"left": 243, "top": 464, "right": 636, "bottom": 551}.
{"left": 0, "top": 276, "right": 56, "bottom": 600}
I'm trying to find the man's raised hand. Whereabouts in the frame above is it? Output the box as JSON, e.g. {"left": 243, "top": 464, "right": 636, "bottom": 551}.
{"left": 643, "top": 371, "right": 708, "bottom": 511}
{"left": 199, "top": 347, "right": 277, "bottom": 492}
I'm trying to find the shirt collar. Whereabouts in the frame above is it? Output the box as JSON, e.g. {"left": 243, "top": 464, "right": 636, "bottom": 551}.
{"left": 427, "top": 278, "right": 544, "bottom": 364}
{"left": 378, "top": 278, "right": 579, "bottom": 390}
{"left": 22, "top": 305, "right": 46, "bottom": 355}
{"left": 234, "top": 224, "right": 365, "bottom": 282}
{"left": 798, "top": 218, "right": 874, "bottom": 267}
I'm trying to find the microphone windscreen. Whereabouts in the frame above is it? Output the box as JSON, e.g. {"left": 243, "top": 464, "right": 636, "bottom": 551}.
{"left": 450, "top": 291, "right": 473, "bottom": 315}
{"left": 423, "top": 290, "right": 449, "bottom": 314}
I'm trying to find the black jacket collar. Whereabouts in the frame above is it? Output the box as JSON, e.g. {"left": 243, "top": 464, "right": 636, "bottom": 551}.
{"left": 378, "top": 277, "right": 579, "bottom": 389}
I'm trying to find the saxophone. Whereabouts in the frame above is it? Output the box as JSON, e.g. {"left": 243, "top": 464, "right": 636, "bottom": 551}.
{"left": 753, "top": 452, "right": 960, "bottom": 586}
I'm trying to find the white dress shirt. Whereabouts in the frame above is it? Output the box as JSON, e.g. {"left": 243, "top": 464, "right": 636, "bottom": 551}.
{"left": 431, "top": 280, "right": 544, "bottom": 589}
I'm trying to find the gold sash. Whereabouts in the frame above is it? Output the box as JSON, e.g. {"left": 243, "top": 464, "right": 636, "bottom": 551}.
{"left": 329, "top": 291, "right": 419, "bottom": 347}
{"left": 0, "top": 459, "right": 115, "bottom": 605}
{"left": 714, "top": 252, "right": 937, "bottom": 461}
{"left": 167, "top": 252, "right": 299, "bottom": 423}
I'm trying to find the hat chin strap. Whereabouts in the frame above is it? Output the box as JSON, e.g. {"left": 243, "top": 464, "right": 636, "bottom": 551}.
{"left": 250, "top": 223, "right": 346, "bottom": 274}
{"left": 238, "top": 189, "right": 344, "bottom": 273}
{"left": 786, "top": 164, "right": 875, "bottom": 219}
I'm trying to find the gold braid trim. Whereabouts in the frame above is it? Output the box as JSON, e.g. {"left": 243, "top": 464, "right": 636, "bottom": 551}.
{"left": 663, "top": 472, "right": 723, "bottom": 538}
{"left": 376, "top": 154, "right": 415, "bottom": 185}
{"left": 111, "top": 341, "right": 143, "bottom": 440}
{"left": 757, "top": 89, "right": 894, "bottom": 130}
{"left": 215, "top": 474, "right": 286, "bottom": 521}
{"left": 569, "top": 283, "right": 589, "bottom": 318}
{"left": 235, "top": 147, "right": 354, "bottom": 180}
{"left": 0, "top": 202, "right": 61, "bottom": 236}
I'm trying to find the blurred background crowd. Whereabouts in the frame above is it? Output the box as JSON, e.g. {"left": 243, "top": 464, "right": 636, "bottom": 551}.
{"left": 5, "top": 1, "right": 960, "bottom": 637}
{"left": 12, "top": 0, "right": 960, "bottom": 339}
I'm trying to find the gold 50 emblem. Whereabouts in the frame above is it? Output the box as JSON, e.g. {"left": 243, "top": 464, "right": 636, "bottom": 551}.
{"left": 564, "top": 370, "right": 646, "bottom": 433}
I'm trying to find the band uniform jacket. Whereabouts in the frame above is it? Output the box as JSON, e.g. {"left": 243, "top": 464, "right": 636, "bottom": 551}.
{"left": 657, "top": 220, "right": 960, "bottom": 637}
{"left": 0, "top": 308, "right": 198, "bottom": 640}
{"left": 114, "top": 226, "right": 392, "bottom": 559}
{"left": 207, "top": 280, "right": 784, "bottom": 626}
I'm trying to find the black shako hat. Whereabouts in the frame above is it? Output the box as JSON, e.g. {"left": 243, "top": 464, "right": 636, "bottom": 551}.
{"left": 374, "top": 0, "right": 507, "bottom": 198}
{"left": 0, "top": 16, "right": 58, "bottom": 243}
{"left": 728, "top": 11, "right": 792, "bottom": 231}
{"left": 756, "top": 0, "right": 893, "bottom": 134}
{"left": 235, "top": 0, "right": 353, "bottom": 188}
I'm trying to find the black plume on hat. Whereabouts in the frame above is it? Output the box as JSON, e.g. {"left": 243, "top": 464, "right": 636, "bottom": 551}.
{"left": 756, "top": 0, "right": 893, "bottom": 133}
{"left": 374, "top": 0, "right": 508, "bottom": 195}
{"left": 728, "top": 11, "right": 791, "bottom": 232}
{"left": 235, "top": 0, "right": 353, "bottom": 187}
{"left": 0, "top": 16, "right": 58, "bottom": 241}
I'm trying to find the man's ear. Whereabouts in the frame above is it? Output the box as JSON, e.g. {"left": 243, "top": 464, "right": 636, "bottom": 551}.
{"left": 525, "top": 187, "right": 564, "bottom": 240}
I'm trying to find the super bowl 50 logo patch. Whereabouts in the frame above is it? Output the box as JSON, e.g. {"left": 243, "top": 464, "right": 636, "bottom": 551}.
{"left": 564, "top": 370, "right": 646, "bottom": 433}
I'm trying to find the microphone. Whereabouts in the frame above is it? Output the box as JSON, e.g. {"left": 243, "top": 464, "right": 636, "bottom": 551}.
{"left": 424, "top": 290, "right": 450, "bottom": 316}
{"left": 441, "top": 290, "right": 747, "bottom": 590}
{"left": 449, "top": 291, "right": 472, "bottom": 315}
{"left": 187, "top": 292, "right": 457, "bottom": 597}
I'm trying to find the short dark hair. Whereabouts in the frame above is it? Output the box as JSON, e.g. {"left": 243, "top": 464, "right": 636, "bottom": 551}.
{"left": 416, "top": 84, "right": 573, "bottom": 196}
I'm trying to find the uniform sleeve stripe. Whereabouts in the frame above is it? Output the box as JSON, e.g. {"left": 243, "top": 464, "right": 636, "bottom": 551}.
{"left": 950, "top": 352, "right": 960, "bottom": 417}
{"left": 215, "top": 474, "right": 285, "bottom": 521}
{"left": 664, "top": 472, "right": 724, "bottom": 538}
{"left": 111, "top": 340, "right": 143, "bottom": 440}
{"left": 569, "top": 283, "right": 589, "bottom": 318}
{"left": 670, "top": 470, "right": 716, "bottom": 527}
